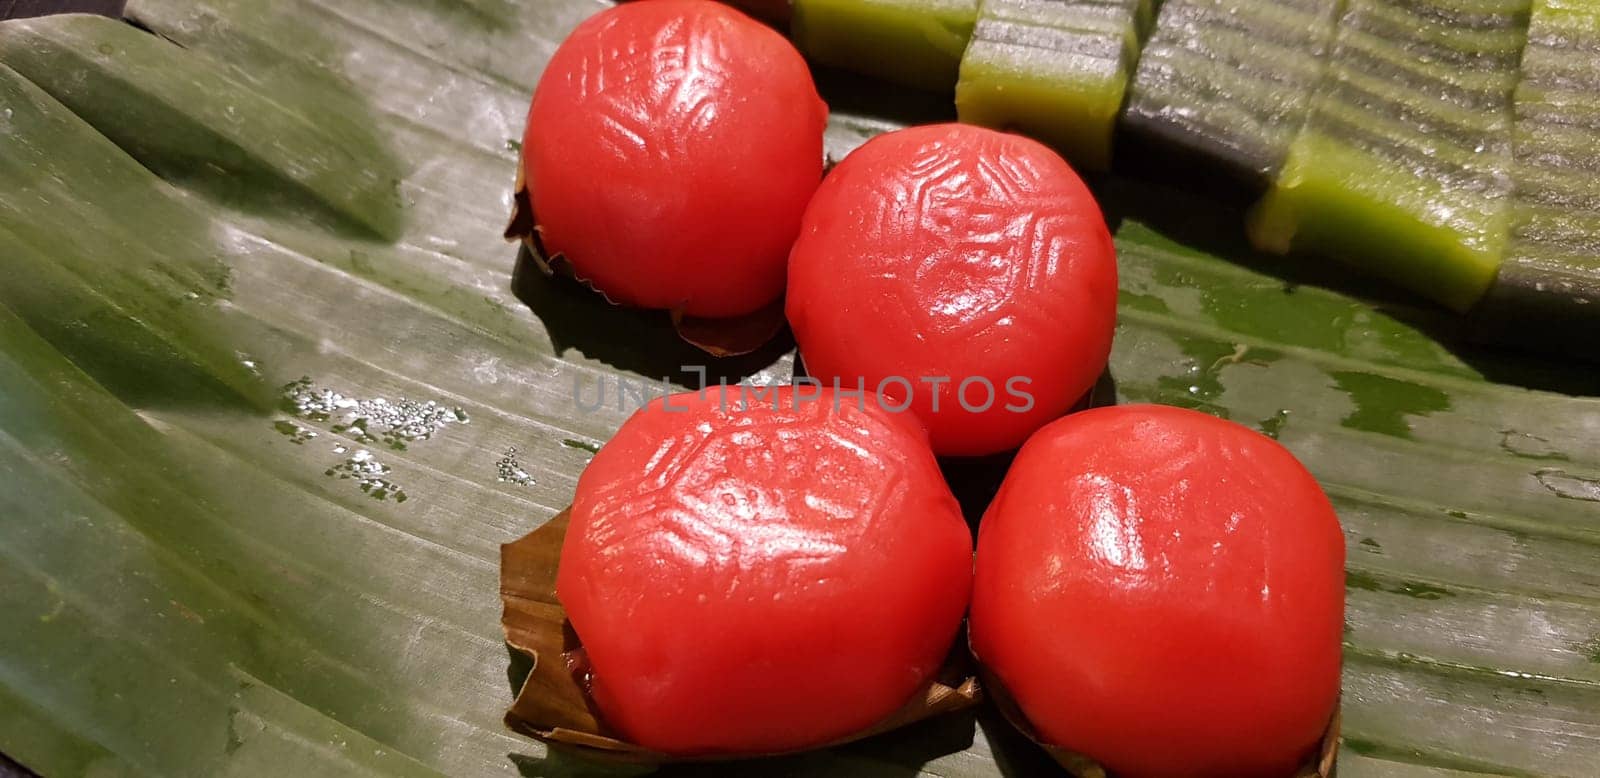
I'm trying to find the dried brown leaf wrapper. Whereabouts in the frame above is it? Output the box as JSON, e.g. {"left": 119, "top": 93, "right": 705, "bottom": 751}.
{"left": 500, "top": 508, "right": 983, "bottom": 765}
{"left": 505, "top": 151, "right": 784, "bottom": 357}
{"left": 504, "top": 164, "right": 612, "bottom": 303}
{"left": 979, "top": 667, "right": 1339, "bottom": 778}
{"left": 670, "top": 300, "right": 788, "bottom": 357}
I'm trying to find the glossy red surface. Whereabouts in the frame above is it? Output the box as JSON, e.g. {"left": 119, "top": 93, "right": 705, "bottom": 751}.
{"left": 557, "top": 387, "right": 973, "bottom": 755}
{"left": 970, "top": 405, "right": 1345, "bottom": 778}
{"left": 525, "top": 0, "right": 826, "bottom": 317}
{"left": 786, "top": 123, "right": 1117, "bottom": 456}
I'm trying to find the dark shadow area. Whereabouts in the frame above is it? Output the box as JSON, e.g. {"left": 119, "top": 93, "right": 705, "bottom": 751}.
{"left": 508, "top": 750, "right": 650, "bottom": 778}
{"left": 506, "top": 642, "right": 534, "bottom": 698}
{"left": 790, "top": 350, "right": 810, "bottom": 382}
{"left": 506, "top": 708, "right": 972, "bottom": 778}
{"left": 977, "top": 705, "right": 1067, "bottom": 778}
{"left": 645, "top": 708, "right": 975, "bottom": 778}
{"left": 512, "top": 247, "right": 796, "bottom": 388}
{"left": 941, "top": 369, "right": 1117, "bottom": 534}
{"left": 0, "top": 0, "right": 124, "bottom": 20}
{"left": 507, "top": 709, "right": 1011, "bottom": 778}
{"left": 1095, "top": 176, "right": 1600, "bottom": 397}
{"left": 811, "top": 65, "right": 956, "bottom": 130}
{"left": 1111, "top": 115, "right": 1271, "bottom": 210}
{"left": 0, "top": 750, "right": 39, "bottom": 778}
{"left": 120, "top": 13, "right": 185, "bottom": 48}
{"left": 1456, "top": 330, "right": 1600, "bottom": 395}
{"left": 1086, "top": 367, "right": 1120, "bottom": 410}
{"left": 827, "top": 707, "right": 981, "bottom": 774}
{"left": 942, "top": 451, "right": 1015, "bottom": 533}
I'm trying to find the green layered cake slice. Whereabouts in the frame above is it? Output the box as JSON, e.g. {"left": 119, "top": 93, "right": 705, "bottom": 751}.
{"left": 1121, "top": 0, "right": 1344, "bottom": 189}
{"left": 1247, "top": 0, "right": 1530, "bottom": 313}
{"left": 1471, "top": 0, "right": 1600, "bottom": 350}
{"left": 791, "top": 0, "right": 978, "bottom": 92}
{"left": 954, "top": 0, "right": 1155, "bottom": 170}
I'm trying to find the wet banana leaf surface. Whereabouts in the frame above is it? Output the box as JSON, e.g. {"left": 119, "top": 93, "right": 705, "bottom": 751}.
{"left": 1, "top": 1, "right": 1597, "bottom": 776}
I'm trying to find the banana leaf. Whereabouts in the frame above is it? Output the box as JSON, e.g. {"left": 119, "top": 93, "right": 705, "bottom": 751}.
{"left": 1, "top": 2, "right": 1598, "bottom": 777}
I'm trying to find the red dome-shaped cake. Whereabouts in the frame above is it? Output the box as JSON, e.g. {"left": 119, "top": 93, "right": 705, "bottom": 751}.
{"left": 525, "top": 0, "right": 826, "bottom": 317}
{"left": 557, "top": 386, "right": 973, "bottom": 755}
{"left": 786, "top": 123, "right": 1117, "bottom": 456}
{"left": 971, "top": 404, "right": 1344, "bottom": 778}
